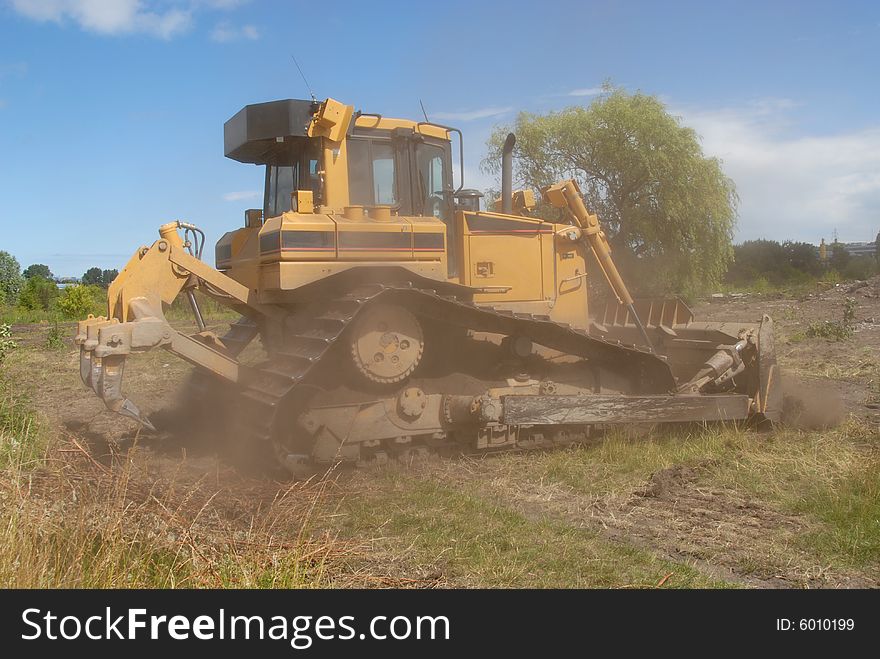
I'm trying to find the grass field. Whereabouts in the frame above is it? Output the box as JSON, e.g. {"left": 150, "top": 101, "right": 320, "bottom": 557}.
{"left": 0, "top": 281, "right": 878, "bottom": 588}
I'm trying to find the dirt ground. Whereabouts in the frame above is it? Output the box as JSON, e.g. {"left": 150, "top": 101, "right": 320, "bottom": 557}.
{"left": 5, "top": 278, "right": 880, "bottom": 588}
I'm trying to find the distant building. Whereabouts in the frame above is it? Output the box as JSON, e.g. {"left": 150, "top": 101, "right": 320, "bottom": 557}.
{"left": 840, "top": 242, "right": 876, "bottom": 258}
{"left": 815, "top": 239, "right": 877, "bottom": 259}
{"left": 55, "top": 276, "right": 80, "bottom": 289}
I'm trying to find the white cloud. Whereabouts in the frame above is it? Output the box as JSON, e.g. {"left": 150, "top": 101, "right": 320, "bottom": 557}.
{"left": 10, "top": 0, "right": 192, "bottom": 39}
{"left": 567, "top": 87, "right": 604, "bottom": 97}
{"left": 222, "top": 190, "right": 261, "bottom": 202}
{"left": 677, "top": 99, "right": 880, "bottom": 243}
{"left": 210, "top": 21, "right": 259, "bottom": 42}
{"left": 432, "top": 106, "right": 513, "bottom": 122}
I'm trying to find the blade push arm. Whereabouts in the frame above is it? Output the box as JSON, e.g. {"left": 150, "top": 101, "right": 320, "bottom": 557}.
{"left": 544, "top": 180, "right": 653, "bottom": 348}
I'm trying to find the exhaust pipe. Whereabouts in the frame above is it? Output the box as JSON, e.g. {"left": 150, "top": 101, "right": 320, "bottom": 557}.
{"left": 501, "top": 132, "right": 515, "bottom": 214}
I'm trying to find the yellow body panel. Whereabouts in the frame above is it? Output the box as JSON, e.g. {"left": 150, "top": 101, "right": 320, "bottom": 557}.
{"left": 335, "top": 215, "right": 414, "bottom": 261}
{"left": 467, "top": 234, "right": 544, "bottom": 302}
{"left": 552, "top": 242, "right": 590, "bottom": 324}
{"left": 259, "top": 260, "right": 447, "bottom": 300}
{"left": 460, "top": 211, "right": 551, "bottom": 304}
{"left": 454, "top": 210, "right": 590, "bottom": 327}
{"left": 409, "top": 216, "right": 447, "bottom": 267}
{"left": 353, "top": 115, "right": 449, "bottom": 140}
{"left": 252, "top": 210, "right": 446, "bottom": 295}
{"left": 320, "top": 137, "right": 348, "bottom": 210}
{"left": 259, "top": 213, "right": 337, "bottom": 263}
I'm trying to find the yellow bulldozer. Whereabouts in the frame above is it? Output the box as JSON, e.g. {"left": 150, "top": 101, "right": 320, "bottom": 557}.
{"left": 75, "top": 97, "right": 780, "bottom": 472}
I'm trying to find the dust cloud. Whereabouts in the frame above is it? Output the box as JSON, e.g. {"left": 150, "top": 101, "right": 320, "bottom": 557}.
{"left": 781, "top": 375, "right": 845, "bottom": 430}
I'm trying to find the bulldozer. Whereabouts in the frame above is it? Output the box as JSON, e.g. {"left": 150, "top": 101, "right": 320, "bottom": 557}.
{"left": 75, "top": 97, "right": 781, "bottom": 472}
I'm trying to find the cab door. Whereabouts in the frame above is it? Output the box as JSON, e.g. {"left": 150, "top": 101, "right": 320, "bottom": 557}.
{"left": 411, "top": 138, "right": 457, "bottom": 276}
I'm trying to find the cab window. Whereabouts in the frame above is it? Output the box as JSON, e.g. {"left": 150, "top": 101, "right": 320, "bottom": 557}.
{"left": 263, "top": 138, "right": 322, "bottom": 218}
{"left": 266, "top": 165, "right": 296, "bottom": 217}
{"left": 348, "top": 138, "right": 398, "bottom": 206}
{"left": 415, "top": 142, "right": 447, "bottom": 218}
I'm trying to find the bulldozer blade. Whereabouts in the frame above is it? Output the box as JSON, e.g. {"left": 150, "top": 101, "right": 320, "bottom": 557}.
{"left": 756, "top": 314, "right": 782, "bottom": 423}
{"left": 502, "top": 393, "right": 750, "bottom": 425}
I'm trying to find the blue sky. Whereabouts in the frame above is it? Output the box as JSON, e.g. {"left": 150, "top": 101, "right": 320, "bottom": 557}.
{"left": 1, "top": 0, "right": 879, "bottom": 276}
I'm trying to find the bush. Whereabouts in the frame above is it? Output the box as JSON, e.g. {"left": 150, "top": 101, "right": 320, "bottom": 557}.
{"left": 56, "top": 285, "right": 106, "bottom": 319}
{"left": 0, "top": 324, "right": 15, "bottom": 363}
{"left": 18, "top": 276, "right": 59, "bottom": 312}
{"left": 806, "top": 297, "right": 857, "bottom": 341}
{"left": 750, "top": 276, "right": 770, "bottom": 294}
{"left": 841, "top": 255, "right": 878, "bottom": 281}
{"left": 823, "top": 269, "right": 843, "bottom": 285}
{"left": 44, "top": 323, "right": 65, "bottom": 350}
{"left": 0, "top": 252, "right": 22, "bottom": 306}
{"left": 806, "top": 321, "right": 853, "bottom": 341}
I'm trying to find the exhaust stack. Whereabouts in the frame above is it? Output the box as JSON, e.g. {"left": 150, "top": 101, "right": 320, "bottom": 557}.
{"left": 501, "top": 132, "right": 515, "bottom": 214}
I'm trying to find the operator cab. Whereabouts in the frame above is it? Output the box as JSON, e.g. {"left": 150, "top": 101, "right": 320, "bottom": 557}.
{"left": 346, "top": 124, "right": 453, "bottom": 223}
{"left": 224, "top": 98, "right": 460, "bottom": 273}
{"left": 224, "top": 98, "right": 456, "bottom": 223}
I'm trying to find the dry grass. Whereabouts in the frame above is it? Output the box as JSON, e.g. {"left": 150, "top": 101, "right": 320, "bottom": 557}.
{"left": 0, "top": 380, "right": 354, "bottom": 588}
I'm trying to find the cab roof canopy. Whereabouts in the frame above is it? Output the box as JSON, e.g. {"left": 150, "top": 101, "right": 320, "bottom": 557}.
{"left": 224, "top": 99, "right": 318, "bottom": 164}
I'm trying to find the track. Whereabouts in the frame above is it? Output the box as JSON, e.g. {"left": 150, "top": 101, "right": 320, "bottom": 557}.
{"left": 211, "top": 282, "right": 676, "bottom": 468}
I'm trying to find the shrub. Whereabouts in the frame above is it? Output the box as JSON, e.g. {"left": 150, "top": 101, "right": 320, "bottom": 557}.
{"left": 0, "top": 324, "right": 15, "bottom": 363}
{"left": 56, "top": 285, "right": 106, "bottom": 319}
{"left": 806, "top": 297, "right": 857, "bottom": 341}
{"left": 750, "top": 276, "right": 770, "bottom": 294}
{"left": 44, "top": 323, "right": 65, "bottom": 350}
{"left": 0, "top": 252, "right": 22, "bottom": 306}
{"left": 18, "top": 276, "right": 59, "bottom": 312}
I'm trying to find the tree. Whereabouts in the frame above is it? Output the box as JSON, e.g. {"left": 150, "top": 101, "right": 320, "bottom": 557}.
{"left": 0, "top": 251, "right": 23, "bottom": 305}
{"left": 82, "top": 267, "right": 103, "bottom": 286}
{"left": 830, "top": 241, "right": 850, "bottom": 273}
{"left": 782, "top": 241, "right": 822, "bottom": 278}
{"left": 102, "top": 269, "right": 119, "bottom": 286}
{"left": 18, "top": 276, "right": 59, "bottom": 311}
{"left": 726, "top": 239, "right": 825, "bottom": 286}
{"left": 23, "top": 263, "right": 53, "bottom": 280}
{"left": 726, "top": 240, "right": 786, "bottom": 284}
{"left": 483, "top": 85, "right": 737, "bottom": 296}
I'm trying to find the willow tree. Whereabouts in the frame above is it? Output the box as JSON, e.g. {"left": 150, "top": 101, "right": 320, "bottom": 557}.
{"left": 483, "top": 86, "right": 737, "bottom": 297}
